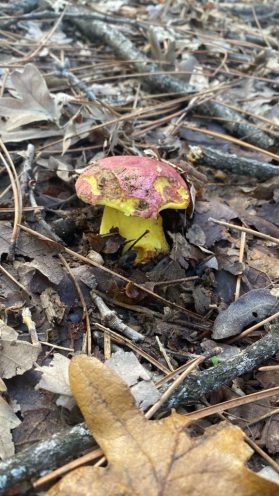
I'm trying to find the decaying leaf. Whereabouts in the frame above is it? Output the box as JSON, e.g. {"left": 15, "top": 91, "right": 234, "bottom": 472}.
{"left": 35, "top": 351, "right": 159, "bottom": 411}
{"left": 0, "top": 396, "right": 21, "bottom": 460}
{"left": 248, "top": 247, "right": 279, "bottom": 280}
{"left": 212, "top": 289, "right": 279, "bottom": 339}
{"left": 25, "top": 255, "right": 65, "bottom": 286}
{"left": 0, "top": 64, "right": 69, "bottom": 130}
{"left": 35, "top": 354, "right": 73, "bottom": 409}
{"left": 0, "top": 320, "right": 41, "bottom": 379}
{"left": 48, "top": 355, "right": 279, "bottom": 496}
{"left": 40, "top": 288, "right": 67, "bottom": 324}
{"left": 35, "top": 354, "right": 71, "bottom": 397}
{"left": 106, "top": 350, "right": 160, "bottom": 409}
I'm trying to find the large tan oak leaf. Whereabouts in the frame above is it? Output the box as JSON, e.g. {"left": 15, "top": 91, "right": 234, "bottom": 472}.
{"left": 48, "top": 356, "right": 279, "bottom": 496}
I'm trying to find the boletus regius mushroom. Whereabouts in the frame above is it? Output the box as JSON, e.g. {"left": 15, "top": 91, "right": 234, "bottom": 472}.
{"left": 75, "top": 156, "right": 191, "bottom": 262}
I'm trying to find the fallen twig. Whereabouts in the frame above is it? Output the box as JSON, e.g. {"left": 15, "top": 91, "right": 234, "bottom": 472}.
{"left": 165, "top": 323, "right": 279, "bottom": 409}
{"left": 0, "top": 424, "right": 95, "bottom": 496}
{"left": 54, "top": 59, "right": 97, "bottom": 101}
{"left": 59, "top": 254, "right": 92, "bottom": 354}
{"left": 90, "top": 291, "right": 144, "bottom": 342}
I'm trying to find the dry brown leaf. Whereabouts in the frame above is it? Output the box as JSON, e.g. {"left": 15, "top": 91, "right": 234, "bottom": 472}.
{"left": 48, "top": 356, "right": 279, "bottom": 496}
{"left": 35, "top": 354, "right": 74, "bottom": 410}
{"left": 106, "top": 350, "right": 160, "bottom": 409}
{"left": 248, "top": 247, "right": 279, "bottom": 280}
{"left": 0, "top": 64, "right": 68, "bottom": 130}
{"left": 35, "top": 354, "right": 71, "bottom": 397}
{"left": 0, "top": 396, "right": 21, "bottom": 460}
{"left": 0, "top": 320, "right": 41, "bottom": 379}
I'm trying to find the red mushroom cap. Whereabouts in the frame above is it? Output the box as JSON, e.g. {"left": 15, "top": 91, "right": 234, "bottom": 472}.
{"left": 75, "top": 155, "right": 190, "bottom": 219}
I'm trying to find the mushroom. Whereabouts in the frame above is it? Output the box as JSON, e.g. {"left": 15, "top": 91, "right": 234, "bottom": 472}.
{"left": 75, "top": 155, "right": 190, "bottom": 262}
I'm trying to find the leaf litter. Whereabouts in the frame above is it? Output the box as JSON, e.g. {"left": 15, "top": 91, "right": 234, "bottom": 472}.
{"left": 0, "top": 0, "right": 279, "bottom": 494}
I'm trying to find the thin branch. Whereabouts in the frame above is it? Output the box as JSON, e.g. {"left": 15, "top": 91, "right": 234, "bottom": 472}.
{"left": 91, "top": 291, "right": 144, "bottom": 342}
{"left": 164, "top": 324, "right": 279, "bottom": 409}
{"left": 59, "top": 254, "right": 92, "bottom": 355}
{"left": 0, "top": 139, "right": 23, "bottom": 253}
{"left": 234, "top": 232, "right": 246, "bottom": 300}
{"left": 0, "top": 424, "right": 95, "bottom": 496}
{"left": 188, "top": 145, "right": 279, "bottom": 180}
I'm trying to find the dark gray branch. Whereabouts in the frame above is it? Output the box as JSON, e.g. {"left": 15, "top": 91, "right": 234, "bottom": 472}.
{"left": 188, "top": 146, "right": 279, "bottom": 179}
{"left": 165, "top": 324, "right": 279, "bottom": 409}
{"left": 0, "top": 424, "right": 94, "bottom": 495}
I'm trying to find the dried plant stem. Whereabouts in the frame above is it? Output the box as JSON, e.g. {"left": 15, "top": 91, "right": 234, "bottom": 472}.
{"left": 156, "top": 336, "right": 174, "bottom": 371}
{"left": 0, "top": 139, "right": 23, "bottom": 251}
{"left": 208, "top": 217, "right": 279, "bottom": 245}
{"left": 245, "top": 437, "right": 279, "bottom": 474}
{"left": 152, "top": 276, "right": 199, "bottom": 287}
{"left": 258, "top": 365, "right": 279, "bottom": 371}
{"left": 20, "top": 144, "right": 35, "bottom": 199}
{"left": 22, "top": 307, "right": 39, "bottom": 344}
{"left": 235, "top": 231, "right": 246, "bottom": 300}
{"left": 0, "top": 263, "right": 31, "bottom": 297}
{"left": 59, "top": 254, "right": 92, "bottom": 355}
{"left": 155, "top": 357, "right": 203, "bottom": 387}
{"left": 33, "top": 448, "right": 103, "bottom": 490}
{"left": 103, "top": 332, "right": 112, "bottom": 360}
{"left": 39, "top": 342, "right": 74, "bottom": 352}
{"left": 0, "top": 206, "right": 44, "bottom": 213}
{"left": 94, "top": 322, "right": 170, "bottom": 374}
{"left": 16, "top": 8, "right": 66, "bottom": 64}
{"left": 246, "top": 406, "right": 279, "bottom": 427}
{"left": 185, "top": 386, "right": 279, "bottom": 422}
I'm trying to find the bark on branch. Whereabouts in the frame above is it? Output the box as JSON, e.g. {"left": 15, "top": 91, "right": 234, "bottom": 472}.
{"left": 188, "top": 146, "right": 279, "bottom": 179}
{"left": 0, "top": 424, "right": 94, "bottom": 495}
{"left": 165, "top": 324, "right": 279, "bottom": 409}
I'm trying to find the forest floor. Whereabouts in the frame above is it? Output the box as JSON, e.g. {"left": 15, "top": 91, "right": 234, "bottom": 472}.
{"left": 0, "top": 1, "right": 279, "bottom": 494}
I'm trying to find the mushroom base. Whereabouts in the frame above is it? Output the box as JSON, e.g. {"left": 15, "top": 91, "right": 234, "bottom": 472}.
{"left": 100, "top": 206, "right": 169, "bottom": 263}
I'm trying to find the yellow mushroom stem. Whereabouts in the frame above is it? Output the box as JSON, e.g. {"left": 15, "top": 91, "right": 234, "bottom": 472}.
{"left": 100, "top": 206, "right": 169, "bottom": 263}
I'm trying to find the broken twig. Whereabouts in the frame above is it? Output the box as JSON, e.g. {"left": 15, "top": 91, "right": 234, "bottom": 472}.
{"left": 90, "top": 291, "right": 144, "bottom": 342}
